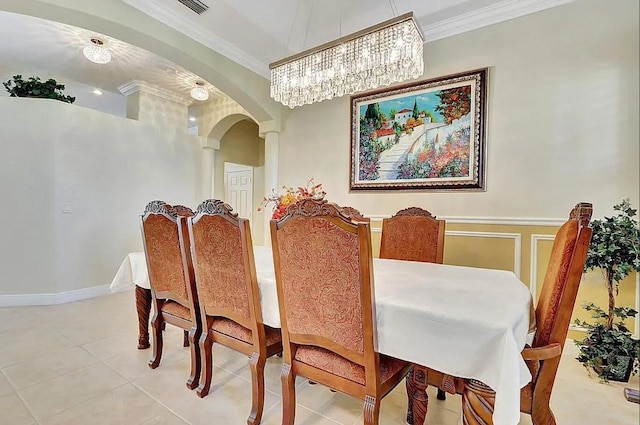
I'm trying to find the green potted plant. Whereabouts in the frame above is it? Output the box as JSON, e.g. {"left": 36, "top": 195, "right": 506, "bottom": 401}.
{"left": 575, "top": 199, "right": 640, "bottom": 382}
{"left": 2, "top": 75, "right": 75, "bottom": 104}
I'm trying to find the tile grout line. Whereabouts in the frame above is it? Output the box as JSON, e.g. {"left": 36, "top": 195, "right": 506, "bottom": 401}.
{"left": 36, "top": 382, "right": 132, "bottom": 424}
{"left": 1, "top": 367, "right": 41, "bottom": 425}
{"left": 92, "top": 341, "right": 195, "bottom": 424}
{"left": 128, "top": 380, "right": 193, "bottom": 425}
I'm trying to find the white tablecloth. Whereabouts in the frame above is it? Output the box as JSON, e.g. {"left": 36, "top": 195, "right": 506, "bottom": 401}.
{"left": 110, "top": 246, "right": 533, "bottom": 425}
{"left": 110, "top": 252, "right": 150, "bottom": 292}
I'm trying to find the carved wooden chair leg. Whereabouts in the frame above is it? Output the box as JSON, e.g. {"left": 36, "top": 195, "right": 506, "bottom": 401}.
{"left": 196, "top": 335, "right": 213, "bottom": 398}
{"left": 462, "top": 379, "right": 494, "bottom": 425}
{"left": 148, "top": 315, "right": 163, "bottom": 369}
{"left": 135, "top": 286, "right": 151, "bottom": 349}
{"left": 281, "top": 363, "right": 296, "bottom": 425}
{"left": 185, "top": 327, "right": 201, "bottom": 390}
{"left": 248, "top": 352, "right": 267, "bottom": 425}
{"left": 363, "top": 395, "right": 381, "bottom": 425}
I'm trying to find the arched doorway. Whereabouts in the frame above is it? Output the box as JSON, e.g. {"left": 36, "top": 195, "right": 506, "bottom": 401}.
{"left": 208, "top": 116, "right": 266, "bottom": 244}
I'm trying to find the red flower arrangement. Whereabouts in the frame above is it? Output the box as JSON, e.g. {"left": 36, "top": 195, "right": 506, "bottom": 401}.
{"left": 258, "top": 178, "right": 326, "bottom": 220}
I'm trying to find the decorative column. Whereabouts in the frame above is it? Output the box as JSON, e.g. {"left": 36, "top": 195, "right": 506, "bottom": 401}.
{"left": 201, "top": 138, "right": 219, "bottom": 201}
{"left": 259, "top": 120, "right": 280, "bottom": 246}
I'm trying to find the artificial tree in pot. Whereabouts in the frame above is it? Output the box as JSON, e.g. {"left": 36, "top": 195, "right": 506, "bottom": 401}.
{"left": 575, "top": 199, "right": 640, "bottom": 382}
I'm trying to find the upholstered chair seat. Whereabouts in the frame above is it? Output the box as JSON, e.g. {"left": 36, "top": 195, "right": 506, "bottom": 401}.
{"left": 211, "top": 318, "right": 282, "bottom": 346}
{"left": 294, "top": 346, "right": 409, "bottom": 386}
{"left": 160, "top": 301, "right": 191, "bottom": 321}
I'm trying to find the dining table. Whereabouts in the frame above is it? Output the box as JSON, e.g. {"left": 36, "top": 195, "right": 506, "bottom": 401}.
{"left": 110, "top": 245, "right": 535, "bottom": 425}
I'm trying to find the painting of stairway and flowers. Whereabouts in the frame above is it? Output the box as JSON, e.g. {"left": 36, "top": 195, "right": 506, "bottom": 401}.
{"left": 350, "top": 68, "right": 487, "bottom": 191}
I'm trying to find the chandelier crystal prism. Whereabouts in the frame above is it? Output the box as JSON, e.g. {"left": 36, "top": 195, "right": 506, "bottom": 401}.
{"left": 83, "top": 38, "right": 111, "bottom": 64}
{"left": 269, "top": 12, "right": 424, "bottom": 108}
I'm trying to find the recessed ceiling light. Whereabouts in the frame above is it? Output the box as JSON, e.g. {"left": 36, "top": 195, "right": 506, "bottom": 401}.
{"left": 189, "top": 116, "right": 196, "bottom": 122}
{"left": 92, "top": 89, "right": 103, "bottom": 95}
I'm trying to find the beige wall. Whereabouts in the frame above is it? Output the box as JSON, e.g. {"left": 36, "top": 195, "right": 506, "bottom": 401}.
{"left": 0, "top": 97, "right": 201, "bottom": 298}
{"left": 214, "top": 120, "right": 266, "bottom": 244}
{"left": 278, "top": 0, "right": 639, "bottom": 219}
{"left": 277, "top": 0, "right": 639, "bottom": 335}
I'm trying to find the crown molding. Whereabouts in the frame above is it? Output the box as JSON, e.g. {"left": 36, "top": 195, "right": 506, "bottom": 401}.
{"left": 117, "top": 80, "right": 190, "bottom": 105}
{"left": 122, "top": 0, "right": 269, "bottom": 79}
{"left": 421, "top": 0, "right": 576, "bottom": 42}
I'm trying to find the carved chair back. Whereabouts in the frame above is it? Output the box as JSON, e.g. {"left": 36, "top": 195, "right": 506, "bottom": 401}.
{"left": 140, "top": 201, "right": 194, "bottom": 307}
{"left": 270, "top": 198, "right": 381, "bottom": 389}
{"left": 533, "top": 203, "right": 593, "bottom": 350}
{"left": 341, "top": 206, "right": 371, "bottom": 223}
{"left": 187, "top": 199, "right": 262, "bottom": 334}
{"left": 169, "top": 204, "right": 195, "bottom": 217}
{"left": 380, "top": 207, "right": 445, "bottom": 264}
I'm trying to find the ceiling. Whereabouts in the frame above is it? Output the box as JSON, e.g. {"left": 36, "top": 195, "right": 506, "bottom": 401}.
{"left": 0, "top": 10, "right": 223, "bottom": 102}
{"left": 122, "top": 0, "right": 575, "bottom": 78}
{"left": 0, "top": 0, "right": 573, "bottom": 102}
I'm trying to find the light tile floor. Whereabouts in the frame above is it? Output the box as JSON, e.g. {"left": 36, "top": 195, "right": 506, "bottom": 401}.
{"left": 0, "top": 291, "right": 638, "bottom": 425}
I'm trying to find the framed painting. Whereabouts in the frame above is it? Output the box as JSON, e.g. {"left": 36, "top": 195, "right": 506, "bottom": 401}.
{"left": 350, "top": 68, "right": 487, "bottom": 191}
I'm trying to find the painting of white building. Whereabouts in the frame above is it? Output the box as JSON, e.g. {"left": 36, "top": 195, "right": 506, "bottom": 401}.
{"left": 394, "top": 108, "right": 413, "bottom": 127}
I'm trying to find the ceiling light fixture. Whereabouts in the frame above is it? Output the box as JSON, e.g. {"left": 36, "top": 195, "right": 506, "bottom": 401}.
{"left": 92, "top": 89, "right": 103, "bottom": 95}
{"left": 83, "top": 38, "right": 111, "bottom": 64}
{"left": 188, "top": 116, "right": 196, "bottom": 122}
{"left": 269, "top": 11, "right": 424, "bottom": 108}
{"left": 190, "top": 81, "right": 209, "bottom": 101}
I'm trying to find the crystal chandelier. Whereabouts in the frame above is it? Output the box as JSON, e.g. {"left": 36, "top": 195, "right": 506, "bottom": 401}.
{"left": 270, "top": 12, "right": 424, "bottom": 108}
{"left": 83, "top": 38, "right": 111, "bottom": 64}
{"left": 190, "top": 81, "right": 209, "bottom": 101}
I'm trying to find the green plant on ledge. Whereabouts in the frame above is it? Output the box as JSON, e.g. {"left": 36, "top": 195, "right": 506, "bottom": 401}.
{"left": 574, "top": 199, "right": 640, "bottom": 382}
{"left": 2, "top": 75, "right": 75, "bottom": 104}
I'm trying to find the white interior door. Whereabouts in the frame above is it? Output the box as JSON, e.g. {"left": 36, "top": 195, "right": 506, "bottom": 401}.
{"left": 224, "top": 163, "right": 253, "bottom": 221}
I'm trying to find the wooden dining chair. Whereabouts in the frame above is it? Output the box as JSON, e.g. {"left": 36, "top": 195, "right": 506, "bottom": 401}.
{"left": 379, "top": 207, "right": 447, "bottom": 401}
{"left": 140, "top": 200, "right": 201, "bottom": 390}
{"left": 168, "top": 204, "right": 194, "bottom": 348}
{"left": 187, "top": 199, "right": 282, "bottom": 424}
{"left": 379, "top": 207, "right": 445, "bottom": 263}
{"left": 407, "top": 202, "right": 593, "bottom": 425}
{"left": 271, "top": 198, "right": 412, "bottom": 425}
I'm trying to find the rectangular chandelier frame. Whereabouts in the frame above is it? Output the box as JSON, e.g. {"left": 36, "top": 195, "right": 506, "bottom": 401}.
{"left": 269, "top": 12, "right": 425, "bottom": 108}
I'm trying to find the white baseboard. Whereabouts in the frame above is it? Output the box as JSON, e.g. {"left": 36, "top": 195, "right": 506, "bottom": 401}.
{"left": 0, "top": 284, "right": 111, "bottom": 307}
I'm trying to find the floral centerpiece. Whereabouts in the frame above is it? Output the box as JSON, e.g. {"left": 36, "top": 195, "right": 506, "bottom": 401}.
{"left": 259, "top": 178, "right": 326, "bottom": 219}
